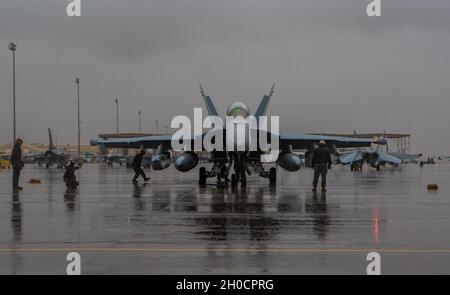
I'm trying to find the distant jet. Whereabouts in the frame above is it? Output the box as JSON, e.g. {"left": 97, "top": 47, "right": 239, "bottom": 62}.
{"left": 81, "top": 152, "right": 96, "bottom": 163}
{"left": 91, "top": 85, "right": 372, "bottom": 187}
{"left": 34, "top": 129, "right": 69, "bottom": 168}
{"left": 340, "top": 135, "right": 405, "bottom": 171}
{"left": 103, "top": 151, "right": 127, "bottom": 166}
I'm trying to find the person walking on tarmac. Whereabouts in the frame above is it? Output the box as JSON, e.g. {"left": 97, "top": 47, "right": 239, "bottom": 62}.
{"left": 312, "top": 140, "right": 332, "bottom": 193}
{"left": 132, "top": 150, "right": 150, "bottom": 184}
{"left": 11, "top": 138, "right": 24, "bottom": 192}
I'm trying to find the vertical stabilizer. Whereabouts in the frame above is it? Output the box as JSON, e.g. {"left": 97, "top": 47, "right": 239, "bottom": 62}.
{"left": 48, "top": 128, "right": 56, "bottom": 150}
{"left": 199, "top": 84, "right": 219, "bottom": 117}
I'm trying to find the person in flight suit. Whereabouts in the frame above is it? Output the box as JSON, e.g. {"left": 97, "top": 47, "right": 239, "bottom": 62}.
{"left": 312, "top": 140, "right": 332, "bottom": 193}
{"left": 11, "top": 138, "right": 24, "bottom": 192}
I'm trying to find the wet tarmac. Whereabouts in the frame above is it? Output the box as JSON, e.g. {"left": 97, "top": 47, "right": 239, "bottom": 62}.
{"left": 1, "top": 163, "right": 450, "bottom": 274}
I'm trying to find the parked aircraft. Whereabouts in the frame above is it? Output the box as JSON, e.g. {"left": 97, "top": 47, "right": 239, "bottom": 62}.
{"left": 34, "top": 129, "right": 69, "bottom": 168}
{"left": 340, "top": 136, "right": 403, "bottom": 171}
{"left": 103, "top": 151, "right": 127, "bottom": 166}
{"left": 91, "top": 85, "right": 372, "bottom": 186}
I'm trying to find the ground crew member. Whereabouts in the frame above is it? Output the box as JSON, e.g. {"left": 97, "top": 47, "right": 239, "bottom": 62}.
{"left": 132, "top": 150, "right": 150, "bottom": 184}
{"left": 312, "top": 140, "right": 332, "bottom": 193}
{"left": 11, "top": 138, "right": 24, "bottom": 192}
{"left": 64, "top": 161, "right": 80, "bottom": 190}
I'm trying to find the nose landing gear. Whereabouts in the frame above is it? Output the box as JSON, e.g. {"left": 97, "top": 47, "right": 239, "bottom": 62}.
{"left": 269, "top": 167, "right": 276, "bottom": 186}
{"left": 199, "top": 167, "right": 207, "bottom": 186}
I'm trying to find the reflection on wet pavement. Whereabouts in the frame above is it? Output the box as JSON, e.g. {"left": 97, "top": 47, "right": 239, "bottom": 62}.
{"left": 1, "top": 164, "right": 450, "bottom": 274}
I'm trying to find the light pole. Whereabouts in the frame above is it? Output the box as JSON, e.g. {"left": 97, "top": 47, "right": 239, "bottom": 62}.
{"left": 75, "top": 78, "right": 80, "bottom": 157}
{"left": 8, "top": 42, "right": 16, "bottom": 143}
{"left": 115, "top": 99, "right": 119, "bottom": 136}
{"left": 138, "top": 110, "right": 142, "bottom": 133}
{"left": 155, "top": 120, "right": 159, "bottom": 134}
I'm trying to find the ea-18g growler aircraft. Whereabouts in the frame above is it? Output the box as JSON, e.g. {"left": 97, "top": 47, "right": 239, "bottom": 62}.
{"left": 91, "top": 85, "right": 372, "bottom": 187}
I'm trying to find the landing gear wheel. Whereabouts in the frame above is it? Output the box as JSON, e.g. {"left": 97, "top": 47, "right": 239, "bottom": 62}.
{"left": 199, "top": 167, "right": 207, "bottom": 185}
{"left": 241, "top": 175, "right": 246, "bottom": 186}
{"left": 231, "top": 174, "right": 237, "bottom": 188}
{"left": 269, "top": 167, "right": 276, "bottom": 186}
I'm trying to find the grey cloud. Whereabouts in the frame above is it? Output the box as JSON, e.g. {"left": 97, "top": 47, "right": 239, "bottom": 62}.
{"left": 0, "top": 0, "right": 450, "bottom": 154}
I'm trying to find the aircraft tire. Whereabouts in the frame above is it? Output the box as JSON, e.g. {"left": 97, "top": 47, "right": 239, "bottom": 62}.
{"left": 269, "top": 167, "right": 276, "bottom": 186}
{"left": 199, "top": 167, "right": 207, "bottom": 186}
{"left": 231, "top": 174, "right": 237, "bottom": 188}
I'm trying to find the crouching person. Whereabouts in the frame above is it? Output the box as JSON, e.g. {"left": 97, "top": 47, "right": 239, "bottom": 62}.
{"left": 64, "top": 161, "right": 80, "bottom": 190}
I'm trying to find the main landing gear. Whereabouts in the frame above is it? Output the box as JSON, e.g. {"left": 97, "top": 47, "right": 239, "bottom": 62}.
{"left": 198, "top": 165, "right": 277, "bottom": 187}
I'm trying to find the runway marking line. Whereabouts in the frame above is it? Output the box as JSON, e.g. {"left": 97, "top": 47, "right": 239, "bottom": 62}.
{"left": 1, "top": 248, "right": 450, "bottom": 254}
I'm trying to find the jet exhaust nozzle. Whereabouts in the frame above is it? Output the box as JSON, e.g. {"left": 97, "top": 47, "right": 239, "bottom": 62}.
{"left": 174, "top": 152, "right": 199, "bottom": 172}
{"left": 276, "top": 152, "right": 302, "bottom": 172}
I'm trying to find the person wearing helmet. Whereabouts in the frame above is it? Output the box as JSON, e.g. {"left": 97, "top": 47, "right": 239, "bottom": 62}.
{"left": 132, "top": 150, "right": 150, "bottom": 184}
{"left": 312, "top": 140, "right": 332, "bottom": 193}
{"left": 11, "top": 138, "right": 24, "bottom": 192}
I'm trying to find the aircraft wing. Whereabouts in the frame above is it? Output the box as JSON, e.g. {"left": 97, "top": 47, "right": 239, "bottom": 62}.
{"left": 91, "top": 132, "right": 373, "bottom": 152}
{"left": 387, "top": 153, "right": 422, "bottom": 161}
{"left": 91, "top": 135, "right": 174, "bottom": 149}
{"left": 378, "top": 152, "right": 402, "bottom": 165}
{"left": 340, "top": 150, "right": 364, "bottom": 165}
{"left": 280, "top": 134, "right": 372, "bottom": 150}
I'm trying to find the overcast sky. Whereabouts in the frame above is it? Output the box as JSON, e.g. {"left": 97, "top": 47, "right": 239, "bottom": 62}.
{"left": 1, "top": 0, "right": 449, "bottom": 155}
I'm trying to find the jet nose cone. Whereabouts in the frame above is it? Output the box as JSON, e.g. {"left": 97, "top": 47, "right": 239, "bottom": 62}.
{"left": 89, "top": 139, "right": 99, "bottom": 146}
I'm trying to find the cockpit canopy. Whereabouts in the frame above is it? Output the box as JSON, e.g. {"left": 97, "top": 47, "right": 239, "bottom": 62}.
{"left": 226, "top": 102, "right": 250, "bottom": 118}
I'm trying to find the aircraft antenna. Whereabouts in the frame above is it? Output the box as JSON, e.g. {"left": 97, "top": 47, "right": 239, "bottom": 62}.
{"left": 269, "top": 84, "right": 275, "bottom": 97}
{"left": 199, "top": 84, "right": 206, "bottom": 98}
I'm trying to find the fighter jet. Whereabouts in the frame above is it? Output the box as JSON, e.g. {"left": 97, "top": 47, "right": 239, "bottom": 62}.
{"left": 103, "top": 151, "right": 127, "bottom": 166}
{"left": 340, "top": 136, "right": 402, "bottom": 171}
{"left": 34, "top": 129, "right": 69, "bottom": 168}
{"left": 90, "top": 85, "right": 372, "bottom": 186}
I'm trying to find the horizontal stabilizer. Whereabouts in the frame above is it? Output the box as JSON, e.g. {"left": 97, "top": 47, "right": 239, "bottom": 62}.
{"left": 340, "top": 150, "right": 363, "bottom": 165}
{"left": 378, "top": 152, "right": 402, "bottom": 164}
